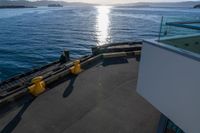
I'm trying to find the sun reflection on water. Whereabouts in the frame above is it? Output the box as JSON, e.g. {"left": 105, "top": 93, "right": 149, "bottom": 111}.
{"left": 96, "top": 6, "right": 112, "bottom": 46}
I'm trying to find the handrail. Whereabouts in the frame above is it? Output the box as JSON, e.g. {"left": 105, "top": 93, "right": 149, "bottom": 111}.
{"left": 166, "top": 21, "right": 200, "bottom": 30}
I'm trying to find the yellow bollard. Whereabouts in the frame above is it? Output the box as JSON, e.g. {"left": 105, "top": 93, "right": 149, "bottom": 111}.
{"left": 70, "top": 60, "right": 81, "bottom": 75}
{"left": 28, "top": 76, "right": 46, "bottom": 96}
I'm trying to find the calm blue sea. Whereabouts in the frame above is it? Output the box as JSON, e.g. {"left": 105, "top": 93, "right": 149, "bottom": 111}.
{"left": 0, "top": 6, "right": 199, "bottom": 81}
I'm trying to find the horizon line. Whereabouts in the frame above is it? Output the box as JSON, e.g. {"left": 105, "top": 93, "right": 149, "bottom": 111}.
{"left": 26, "top": 0, "right": 200, "bottom": 5}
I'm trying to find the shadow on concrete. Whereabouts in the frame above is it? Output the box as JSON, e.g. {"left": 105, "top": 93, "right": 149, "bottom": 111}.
{"left": 63, "top": 75, "right": 77, "bottom": 98}
{"left": 1, "top": 95, "right": 35, "bottom": 133}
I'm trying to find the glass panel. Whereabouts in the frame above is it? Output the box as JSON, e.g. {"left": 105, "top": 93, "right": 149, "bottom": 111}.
{"left": 158, "top": 17, "right": 200, "bottom": 40}
{"left": 158, "top": 17, "right": 200, "bottom": 54}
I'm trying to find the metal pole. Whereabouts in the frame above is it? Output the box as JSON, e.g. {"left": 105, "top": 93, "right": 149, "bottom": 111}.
{"left": 158, "top": 16, "right": 164, "bottom": 41}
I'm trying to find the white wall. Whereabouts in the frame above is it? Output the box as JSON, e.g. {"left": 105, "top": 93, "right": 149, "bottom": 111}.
{"left": 137, "top": 41, "right": 200, "bottom": 133}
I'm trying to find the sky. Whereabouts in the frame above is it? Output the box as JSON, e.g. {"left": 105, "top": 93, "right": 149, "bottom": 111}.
{"left": 29, "top": 0, "right": 200, "bottom": 4}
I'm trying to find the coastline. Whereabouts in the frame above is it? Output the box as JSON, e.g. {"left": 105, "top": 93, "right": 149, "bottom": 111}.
{"left": 0, "top": 6, "right": 36, "bottom": 9}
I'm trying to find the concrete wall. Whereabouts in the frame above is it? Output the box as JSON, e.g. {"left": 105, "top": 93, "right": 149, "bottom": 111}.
{"left": 137, "top": 41, "right": 200, "bottom": 133}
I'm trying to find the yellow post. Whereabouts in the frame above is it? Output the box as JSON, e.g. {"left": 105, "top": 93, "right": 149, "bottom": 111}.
{"left": 70, "top": 60, "right": 81, "bottom": 75}
{"left": 28, "top": 76, "right": 46, "bottom": 96}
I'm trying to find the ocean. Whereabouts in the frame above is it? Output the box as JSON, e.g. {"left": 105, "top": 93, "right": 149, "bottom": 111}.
{"left": 0, "top": 6, "right": 199, "bottom": 81}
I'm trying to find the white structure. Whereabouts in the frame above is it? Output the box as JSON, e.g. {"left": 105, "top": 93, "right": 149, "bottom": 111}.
{"left": 137, "top": 36, "right": 200, "bottom": 133}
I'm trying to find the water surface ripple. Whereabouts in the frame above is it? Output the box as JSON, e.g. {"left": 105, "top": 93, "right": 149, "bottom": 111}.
{"left": 0, "top": 6, "right": 199, "bottom": 81}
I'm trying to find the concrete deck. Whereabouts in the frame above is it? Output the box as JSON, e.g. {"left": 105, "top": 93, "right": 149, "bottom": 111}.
{"left": 0, "top": 57, "right": 160, "bottom": 133}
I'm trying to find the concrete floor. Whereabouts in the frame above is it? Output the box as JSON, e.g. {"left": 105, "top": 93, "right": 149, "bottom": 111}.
{"left": 0, "top": 57, "right": 160, "bottom": 133}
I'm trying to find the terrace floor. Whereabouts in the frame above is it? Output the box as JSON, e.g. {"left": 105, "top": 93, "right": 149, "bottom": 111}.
{"left": 0, "top": 57, "right": 160, "bottom": 133}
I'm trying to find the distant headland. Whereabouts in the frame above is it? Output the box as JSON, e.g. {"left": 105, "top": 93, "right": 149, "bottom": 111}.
{"left": 48, "top": 4, "right": 63, "bottom": 7}
{"left": 0, "top": 5, "right": 36, "bottom": 9}
{"left": 0, "top": 0, "right": 199, "bottom": 9}
{"left": 115, "top": 1, "right": 200, "bottom": 8}
{"left": 193, "top": 4, "right": 200, "bottom": 8}
{"left": 0, "top": 0, "right": 93, "bottom": 9}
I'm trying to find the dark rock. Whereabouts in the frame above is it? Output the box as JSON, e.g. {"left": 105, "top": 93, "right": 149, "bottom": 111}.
{"left": 193, "top": 4, "right": 200, "bottom": 8}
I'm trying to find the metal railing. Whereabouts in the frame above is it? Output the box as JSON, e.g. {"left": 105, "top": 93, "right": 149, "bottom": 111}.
{"left": 158, "top": 17, "right": 200, "bottom": 41}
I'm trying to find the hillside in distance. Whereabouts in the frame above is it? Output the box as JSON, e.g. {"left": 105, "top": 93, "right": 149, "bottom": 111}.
{"left": 0, "top": 0, "right": 94, "bottom": 7}
{"left": 193, "top": 4, "right": 200, "bottom": 8}
{"left": 0, "top": 0, "right": 199, "bottom": 8}
{"left": 115, "top": 1, "right": 200, "bottom": 8}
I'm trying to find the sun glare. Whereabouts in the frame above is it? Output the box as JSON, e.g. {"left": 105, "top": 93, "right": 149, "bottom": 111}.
{"left": 96, "top": 6, "right": 112, "bottom": 46}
